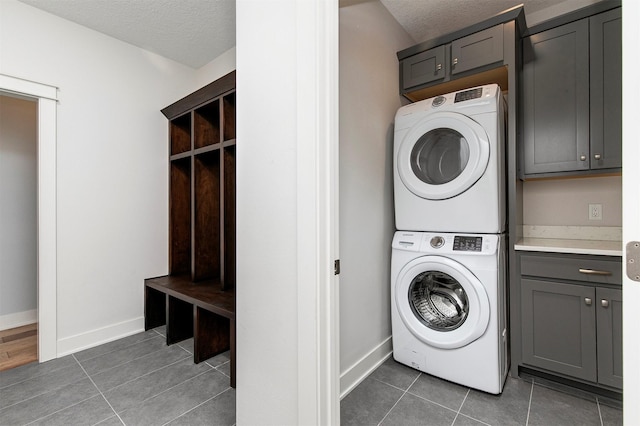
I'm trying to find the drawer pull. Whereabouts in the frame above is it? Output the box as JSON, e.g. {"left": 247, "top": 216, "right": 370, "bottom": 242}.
{"left": 585, "top": 297, "right": 592, "bottom": 306}
{"left": 601, "top": 299, "right": 609, "bottom": 308}
{"left": 579, "top": 268, "right": 612, "bottom": 276}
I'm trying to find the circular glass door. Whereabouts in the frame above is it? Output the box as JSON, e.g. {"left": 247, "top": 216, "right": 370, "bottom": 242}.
{"left": 395, "top": 256, "right": 490, "bottom": 349}
{"left": 409, "top": 270, "right": 469, "bottom": 331}
{"left": 397, "top": 112, "right": 489, "bottom": 200}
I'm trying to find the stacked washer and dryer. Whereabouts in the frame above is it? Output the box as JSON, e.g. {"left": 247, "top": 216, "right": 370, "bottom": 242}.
{"left": 391, "top": 84, "right": 508, "bottom": 394}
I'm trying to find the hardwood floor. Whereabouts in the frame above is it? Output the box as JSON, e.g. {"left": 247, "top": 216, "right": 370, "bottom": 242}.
{"left": 0, "top": 323, "right": 37, "bottom": 372}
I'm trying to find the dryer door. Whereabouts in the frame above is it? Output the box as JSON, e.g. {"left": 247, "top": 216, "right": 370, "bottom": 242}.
{"left": 395, "top": 255, "right": 490, "bottom": 349}
{"left": 397, "top": 112, "right": 490, "bottom": 200}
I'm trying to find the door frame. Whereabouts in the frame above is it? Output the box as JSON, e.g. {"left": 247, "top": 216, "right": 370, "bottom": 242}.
{"left": 622, "top": 2, "right": 640, "bottom": 422}
{"left": 0, "top": 74, "right": 57, "bottom": 362}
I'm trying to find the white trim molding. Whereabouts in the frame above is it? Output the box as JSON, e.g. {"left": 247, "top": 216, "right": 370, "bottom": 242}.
{"left": 0, "top": 309, "right": 37, "bottom": 331}
{"left": 0, "top": 73, "right": 58, "bottom": 362}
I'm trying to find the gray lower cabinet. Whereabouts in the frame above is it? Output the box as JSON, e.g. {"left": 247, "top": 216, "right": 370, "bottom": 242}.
{"left": 521, "top": 7, "right": 621, "bottom": 177}
{"left": 520, "top": 252, "right": 622, "bottom": 390}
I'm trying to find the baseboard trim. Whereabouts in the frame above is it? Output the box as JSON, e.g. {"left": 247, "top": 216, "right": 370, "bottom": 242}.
{"left": 56, "top": 316, "right": 145, "bottom": 357}
{"left": 340, "top": 336, "right": 393, "bottom": 399}
{"left": 0, "top": 309, "right": 37, "bottom": 331}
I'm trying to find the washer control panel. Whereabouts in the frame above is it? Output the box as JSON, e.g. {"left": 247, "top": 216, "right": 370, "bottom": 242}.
{"left": 392, "top": 231, "right": 498, "bottom": 255}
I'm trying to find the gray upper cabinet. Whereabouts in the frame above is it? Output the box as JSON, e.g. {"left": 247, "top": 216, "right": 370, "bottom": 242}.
{"left": 401, "top": 24, "right": 504, "bottom": 92}
{"left": 521, "top": 7, "right": 622, "bottom": 177}
{"left": 451, "top": 25, "right": 503, "bottom": 75}
{"left": 522, "top": 20, "right": 590, "bottom": 175}
{"left": 519, "top": 252, "right": 622, "bottom": 390}
{"left": 590, "top": 8, "right": 622, "bottom": 170}
{"left": 402, "top": 45, "right": 446, "bottom": 91}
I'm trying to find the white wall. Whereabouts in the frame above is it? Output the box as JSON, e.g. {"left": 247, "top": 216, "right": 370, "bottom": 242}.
{"left": 0, "top": 0, "right": 230, "bottom": 354}
{"left": 0, "top": 94, "right": 37, "bottom": 329}
{"left": 338, "top": 0, "right": 413, "bottom": 396}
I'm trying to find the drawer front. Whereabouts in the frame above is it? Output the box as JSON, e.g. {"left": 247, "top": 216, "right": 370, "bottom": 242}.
{"left": 520, "top": 253, "right": 621, "bottom": 285}
{"left": 451, "top": 24, "right": 503, "bottom": 75}
{"left": 401, "top": 45, "right": 446, "bottom": 90}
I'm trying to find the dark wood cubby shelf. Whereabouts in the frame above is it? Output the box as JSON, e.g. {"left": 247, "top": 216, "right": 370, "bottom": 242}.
{"left": 145, "top": 71, "right": 236, "bottom": 388}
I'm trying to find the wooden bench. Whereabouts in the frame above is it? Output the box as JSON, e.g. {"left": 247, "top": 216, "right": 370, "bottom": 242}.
{"left": 144, "top": 275, "right": 235, "bottom": 388}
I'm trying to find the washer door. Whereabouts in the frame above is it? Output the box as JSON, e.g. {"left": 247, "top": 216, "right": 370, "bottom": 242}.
{"left": 397, "top": 112, "right": 490, "bottom": 200}
{"left": 395, "top": 255, "right": 490, "bottom": 349}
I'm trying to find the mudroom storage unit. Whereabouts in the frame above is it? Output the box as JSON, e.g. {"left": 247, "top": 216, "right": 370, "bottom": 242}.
{"left": 144, "top": 71, "right": 236, "bottom": 387}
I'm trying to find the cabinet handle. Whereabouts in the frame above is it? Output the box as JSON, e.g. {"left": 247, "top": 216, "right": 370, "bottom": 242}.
{"left": 436, "top": 63, "right": 442, "bottom": 71}
{"left": 594, "top": 154, "right": 602, "bottom": 160}
{"left": 585, "top": 297, "right": 592, "bottom": 306}
{"left": 601, "top": 299, "right": 610, "bottom": 308}
{"left": 580, "top": 155, "right": 587, "bottom": 161}
{"left": 453, "top": 58, "right": 458, "bottom": 66}
{"left": 579, "top": 268, "right": 612, "bottom": 276}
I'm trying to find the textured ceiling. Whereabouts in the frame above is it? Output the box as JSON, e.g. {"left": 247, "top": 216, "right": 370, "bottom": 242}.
{"left": 17, "top": 0, "right": 235, "bottom": 69}
{"left": 379, "top": 0, "right": 563, "bottom": 43}
{"left": 16, "top": 0, "right": 599, "bottom": 69}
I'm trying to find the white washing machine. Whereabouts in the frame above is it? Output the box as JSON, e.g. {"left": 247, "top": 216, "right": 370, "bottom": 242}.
{"left": 390, "top": 231, "right": 508, "bottom": 394}
{"left": 394, "top": 84, "right": 505, "bottom": 233}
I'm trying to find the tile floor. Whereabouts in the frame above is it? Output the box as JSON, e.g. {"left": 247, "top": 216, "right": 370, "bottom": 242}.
{"left": 0, "top": 326, "right": 234, "bottom": 425}
{"left": 0, "top": 326, "right": 624, "bottom": 426}
{"left": 341, "top": 358, "right": 623, "bottom": 426}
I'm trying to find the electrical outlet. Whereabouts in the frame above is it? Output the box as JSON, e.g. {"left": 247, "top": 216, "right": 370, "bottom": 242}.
{"left": 589, "top": 204, "right": 603, "bottom": 221}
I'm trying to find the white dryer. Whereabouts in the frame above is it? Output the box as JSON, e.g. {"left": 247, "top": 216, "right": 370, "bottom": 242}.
{"left": 394, "top": 84, "right": 505, "bottom": 233}
{"left": 390, "top": 231, "right": 508, "bottom": 394}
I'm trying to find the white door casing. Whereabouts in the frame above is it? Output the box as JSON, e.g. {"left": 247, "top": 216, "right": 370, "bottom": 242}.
{"left": 0, "top": 74, "right": 57, "bottom": 362}
{"left": 622, "top": 2, "right": 640, "bottom": 423}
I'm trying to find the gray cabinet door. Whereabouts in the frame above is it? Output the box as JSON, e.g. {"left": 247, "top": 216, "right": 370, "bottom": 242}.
{"left": 401, "top": 45, "right": 446, "bottom": 91}
{"left": 522, "top": 19, "right": 590, "bottom": 175}
{"left": 451, "top": 25, "right": 503, "bottom": 75}
{"left": 596, "top": 287, "right": 623, "bottom": 389}
{"left": 590, "top": 8, "right": 622, "bottom": 170}
{"left": 521, "top": 278, "right": 597, "bottom": 382}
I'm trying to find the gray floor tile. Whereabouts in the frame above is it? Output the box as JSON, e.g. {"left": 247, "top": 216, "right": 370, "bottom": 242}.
{"left": 29, "top": 394, "right": 115, "bottom": 426}
{"left": 95, "top": 415, "right": 126, "bottom": 426}
{"left": 407, "top": 372, "right": 469, "bottom": 411}
{"left": 216, "top": 361, "right": 231, "bottom": 378}
{"left": 74, "top": 330, "right": 160, "bottom": 362}
{"left": 528, "top": 384, "right": 601, "bottom": 426}
{"left": 151, "top": 325, "right": 166, "bottom": 338}
{"left": 0, "top": 364, "right": 87, "bottom": 410}
{"left": 90, "top": 344, "right": 191, "bottom": 392}
{"left": 600, "top": 402, "right": 623, "bottom": 426}
{"left": 0, "top": 378, "right": 98, "bottom": 425}
{"left": 369, "top": 357, "right": 421, "bottom": 391}
{"left": 205, "top": 350, "right": 230, "bottom": 368}
{"left": 453, "top": 413, "right": 490, "bottom": 425}
{"left": 77, "top": 335, "right": 167, "bottom": 376}
{"left": 381, "top": 392, "right": 457, "bottom": 426}
{"left": 341, "top": 376, "right": 404, "bottom": 426}
{"left": 118, "top": 369, "right": 230, "bottom": 426}
{"left": 103, "top": 357, "right": 212, "bottom": 413}
{"left": 177, "top": 338, "right": 194, "bottom": 355}
{"left": 459, "top": 376, "right": 531, "bottom": 426}
{"left": 0, "top": 356, "right": 76, "bottom": 389}
{"left": 167, "top": 388, "right": 236, "bottom": 426}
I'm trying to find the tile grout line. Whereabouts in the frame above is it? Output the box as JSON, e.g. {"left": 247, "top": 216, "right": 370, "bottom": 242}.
{"left": 596, "top": 397, "right": 604, "bottom": 426}
{"left": 160, "top": 386, "right": 233, "bottom": 426}
{"left": 72, "top": 354, "right": 126, "bottom": 425}
{"left": 22, "top": 394, "right": 97, "bottom": 425}
{"left": 76, "top": 332, "right": 162, "bottom": 365}
{"left": 450, "top": 389, "right": 470, "bottom": 426}
{"left": 377, "top": 373, "right": 422, "bottom": 426}
{"left": 525, "top": 378, "right": 534, "bottom": 426}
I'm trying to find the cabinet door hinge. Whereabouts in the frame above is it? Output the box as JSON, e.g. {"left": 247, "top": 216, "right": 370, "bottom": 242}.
{"left": 334, "top": 259, "right": 340, "bottom": 275}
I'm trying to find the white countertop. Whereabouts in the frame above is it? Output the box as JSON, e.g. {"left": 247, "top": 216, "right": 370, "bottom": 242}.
{"left": 514, "top": 237, "right": 623, "bottom": 257}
